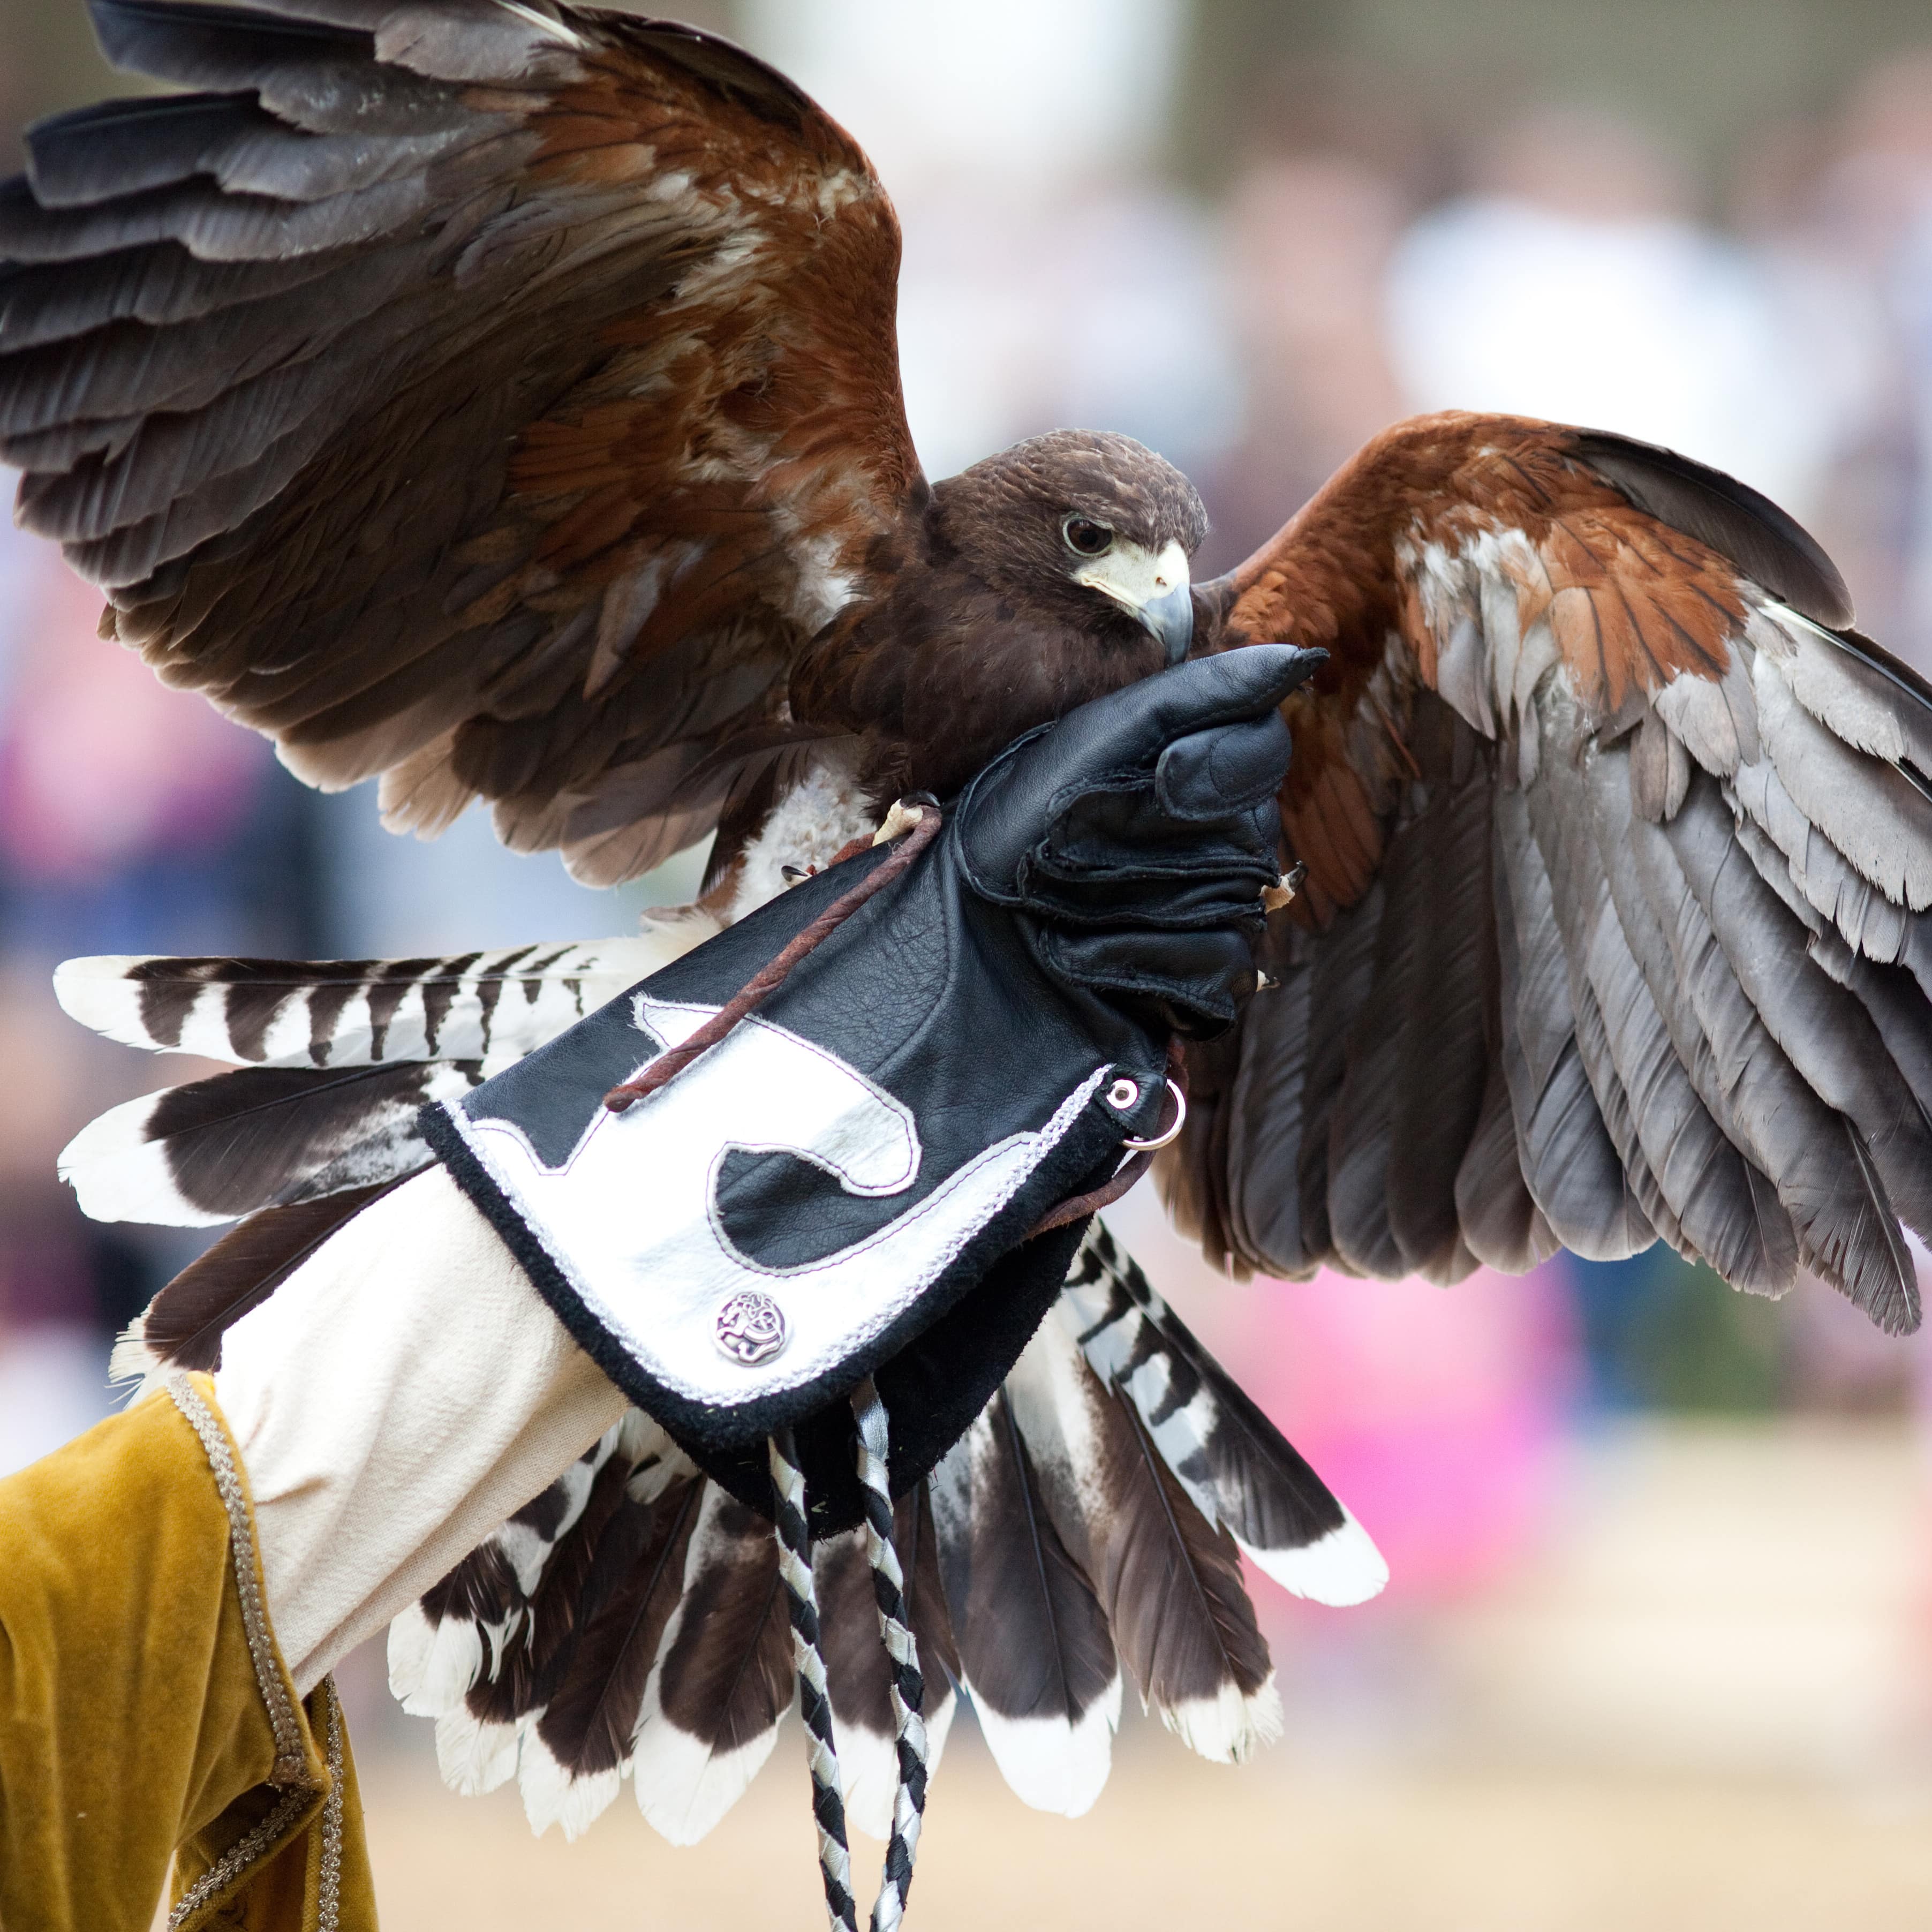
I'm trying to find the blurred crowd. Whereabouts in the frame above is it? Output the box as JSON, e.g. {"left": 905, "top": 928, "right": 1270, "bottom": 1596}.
{"left": 4, "top": 12, "right": 1932, "bottom": 1676}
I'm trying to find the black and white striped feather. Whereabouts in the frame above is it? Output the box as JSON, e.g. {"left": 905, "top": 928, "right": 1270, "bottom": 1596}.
{"left": 1065, "top": 1219, "right": 1387, "bottom": 1608}
{"left": 1000, "top": 1298, "right": 1281, "bottom": 1764}
{"left": 52, "top": 933, "right": 705, "bottom": 1071}
{"left": 56, "top": 925, "right": 711, "bottom": 1234}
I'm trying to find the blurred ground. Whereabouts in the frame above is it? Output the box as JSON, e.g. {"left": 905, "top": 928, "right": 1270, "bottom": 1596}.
{"left": 358, "top": 1750, "right": 1932, "bottom": 1932}
{"left": 323, "top": 1415, "right": 1932, "bottom": 1930}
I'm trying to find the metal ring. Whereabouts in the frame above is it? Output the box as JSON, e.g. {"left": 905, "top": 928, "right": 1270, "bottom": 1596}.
{"left": 1121, "top": 1077, "right": 1187, "bottom": 1152}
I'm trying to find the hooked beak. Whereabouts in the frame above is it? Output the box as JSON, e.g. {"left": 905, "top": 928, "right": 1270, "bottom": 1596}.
{"left": 1138, "top": 580, "right": 1195, "bottom": 666}
{"left": 1074, "top": 538, "right": 1194, "bottom": 666}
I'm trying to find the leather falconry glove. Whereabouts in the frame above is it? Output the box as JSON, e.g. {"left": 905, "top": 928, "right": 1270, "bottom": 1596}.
{"left": 423, "top": 645, "right": 1324, "bottom": 1530}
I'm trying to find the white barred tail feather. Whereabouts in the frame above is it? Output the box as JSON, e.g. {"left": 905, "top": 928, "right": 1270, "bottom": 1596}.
{"left": 54, "top": 929, "right": 715, "bottom": 1229}
{"left": 1067, "top": 1219, "right": 1388, "bottom": 1607}
{"left": 63, "top": 930, "right": 722, "bottom": 1370}
{"left": 51, "top": 932, "right": 710, "bottom": 1070}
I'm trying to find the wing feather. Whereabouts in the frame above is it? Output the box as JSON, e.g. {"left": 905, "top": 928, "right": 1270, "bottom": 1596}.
{"left": 5, "top": 0, "right": 920, "bottom": 882}
{"left": 1183, "top": 410, "right": 1932, "bottom": 1329}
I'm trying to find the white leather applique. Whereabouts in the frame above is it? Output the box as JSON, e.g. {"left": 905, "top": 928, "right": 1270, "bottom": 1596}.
{"left": 454, "top": 995, "right": 1106, "bottom": 1413}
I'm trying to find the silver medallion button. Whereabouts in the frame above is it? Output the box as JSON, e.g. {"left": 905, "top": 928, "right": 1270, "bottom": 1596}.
{"left": 715, "top": 1288, "right": 788, "bottom": 1366}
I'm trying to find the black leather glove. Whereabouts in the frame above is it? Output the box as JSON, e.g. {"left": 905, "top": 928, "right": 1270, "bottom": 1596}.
{"left": 424, "top": 645, "right": 1321, "bottom": 1529}
{"left": 959, "top": 646, "right": 1312, "bottom": 1033}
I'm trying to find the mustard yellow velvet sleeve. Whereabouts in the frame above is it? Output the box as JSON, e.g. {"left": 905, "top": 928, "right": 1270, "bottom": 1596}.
{"left": 0, "top": 1372, "right": 377, "bottom": 1932}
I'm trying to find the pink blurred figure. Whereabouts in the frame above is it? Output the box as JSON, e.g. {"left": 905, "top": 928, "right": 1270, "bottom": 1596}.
{"left": 1235, "top": 1263, "right": 1579, "bottom": 1601}
{"left": 1106, "top": 1188, "right": 1579, "bottom": 1604}
{"left": 0, "top": 523, "right": 263, "bottom": 882}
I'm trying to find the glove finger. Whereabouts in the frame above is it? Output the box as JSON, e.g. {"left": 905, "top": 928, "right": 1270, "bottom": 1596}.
{"left": 960, "top": 646, "right": 1319, "bottom": 895}
{"left": 1154, "top": 707, "right": 1295, "bottom": 821}
{"left": 1034, "top": 645, "right": 1324, "bottom": 790}
{"left": 1041, "top": 787, "right": 1279, "bottom": 874}
{"left": 1037, "top": 922, "right": 1261, "bottom": 1020}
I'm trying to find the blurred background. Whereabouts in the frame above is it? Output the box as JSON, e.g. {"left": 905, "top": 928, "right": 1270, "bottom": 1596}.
{"left": 6, "top": 1, "right": 1932, "bottom": 1925}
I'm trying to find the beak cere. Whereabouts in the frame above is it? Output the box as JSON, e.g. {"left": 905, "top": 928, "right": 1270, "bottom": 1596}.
{"left": 1075, "top": 538, "right": 1194, "bottom": 666}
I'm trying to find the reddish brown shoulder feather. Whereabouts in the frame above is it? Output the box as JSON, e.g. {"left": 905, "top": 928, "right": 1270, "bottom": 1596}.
{"left": 1208, "top": 413, "right": 1780, "bottom": 920}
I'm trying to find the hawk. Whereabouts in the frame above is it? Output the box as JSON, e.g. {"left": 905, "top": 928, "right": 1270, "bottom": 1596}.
{"left": 16, "top": 0, "right": 1932, "bottom": 1862}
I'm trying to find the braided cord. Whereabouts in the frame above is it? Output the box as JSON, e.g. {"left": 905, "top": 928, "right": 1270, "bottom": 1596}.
{"left": 606, "top": 803, "right": 941, "bottom": 1114}
{"left": 771, "top": 1427, "right": 858, "bottom": 1932}
{"left": 851, "top": 1380, "right": 929, "bottom": 1932}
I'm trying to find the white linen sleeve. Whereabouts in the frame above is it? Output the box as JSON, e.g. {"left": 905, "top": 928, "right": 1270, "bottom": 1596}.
{"left": 213, "top": 1165, "right": 627, "bottom": 1694}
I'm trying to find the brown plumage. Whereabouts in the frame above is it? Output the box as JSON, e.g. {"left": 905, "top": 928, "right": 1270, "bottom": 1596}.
{"left": 794, "top": 427, "right": 1209, "bottom": 801}
{"left": 1, "top": 0, "right": 1206, "bottom": 878}
{"left": 1171, "top": 411, "right": 1932, "bottom": 1335}
{"left": 17, "top": 2, "right": 1932, "bottom": 1333}
{"left": 49, "top": 0, "right": 1932, "bottom": 1869}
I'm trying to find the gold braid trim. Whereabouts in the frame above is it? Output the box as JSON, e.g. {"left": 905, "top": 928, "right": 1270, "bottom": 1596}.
{"left": 162, "top": 1375, "right": 349, "bottom": 1929}
{"left": 165, "top": 1373, "right": 307, "bottom": 1782}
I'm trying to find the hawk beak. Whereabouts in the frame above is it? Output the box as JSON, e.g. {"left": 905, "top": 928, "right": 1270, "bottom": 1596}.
{"left": 1075, "top": 538, "right": 1194, "bottom": 666}
{"left": 1138, "top": 580, "right": 1195, "bottom": 666}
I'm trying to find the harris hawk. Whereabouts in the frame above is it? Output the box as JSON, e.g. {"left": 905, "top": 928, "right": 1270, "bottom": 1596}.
{"left": 13, "top": 0, "right": 1932, "bottom": 1860}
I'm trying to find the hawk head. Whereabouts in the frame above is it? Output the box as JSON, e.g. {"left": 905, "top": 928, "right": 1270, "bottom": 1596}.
{"left": 933, "top": 429, "right": 1208, "bottom": 667}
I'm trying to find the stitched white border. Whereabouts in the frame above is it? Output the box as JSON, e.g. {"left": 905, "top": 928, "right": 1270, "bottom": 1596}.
{"left": 453, "top": 1062, "right": 1107, "bottom": 1410}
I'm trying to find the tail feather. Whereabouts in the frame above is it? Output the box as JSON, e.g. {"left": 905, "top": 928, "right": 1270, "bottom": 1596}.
{"left": 382, "top": 1237, "right": 1384, "bottom": 1848}
{"left": 59, "top": 1058, "right": 479, "bottom": 1226}
{"left": 518, "top": 1472, "right": 704, "bottom": 1840}
{"left": 930, "top": 1392, "right": 1121, "bottom": 1817}
{"left": 53, "top": 927, "right": 713, "bottom": 1070}
{"left": 134, "top": 1176, "right": 412, "bottom": 1372}
{"left": 1067, "top": 1220, "right": 1388, "bottom": 1607}
{"left": 391, "top": 1542, "right": 524, "bottom": 1732}
{"left": 392, "top": 1431, "right": 630, "bottom": 1724}
{"left": 1005, "top": 1304, "right": 1281, "bottom": 1764}
{"left": 629, "top": 1482, "right": 795, "bottom": 1846}
{"left": 1105, "top": 1394, "right": 1281, "bottom": 1761}
{"left": 390, "top": 1414, "right": 705, "bottom": 1827}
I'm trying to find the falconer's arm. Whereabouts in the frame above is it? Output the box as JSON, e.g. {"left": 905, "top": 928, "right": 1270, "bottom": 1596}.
{"left": 0, "top": 650, "right": 1309, "bottom": 1932}
{"left": 0, "top": 1173, "right": 615, "bottom": 1932}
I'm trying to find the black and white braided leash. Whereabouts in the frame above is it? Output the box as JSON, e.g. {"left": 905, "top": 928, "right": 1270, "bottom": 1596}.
{"left": 852, "top": 1378, "right": 928, "bottom": 1932}
{"left": 769, "top": 1384, "right": 931, "bottom": 1932}
{"left": 770, "top": 1423, "right": 858, "bottom": 1932}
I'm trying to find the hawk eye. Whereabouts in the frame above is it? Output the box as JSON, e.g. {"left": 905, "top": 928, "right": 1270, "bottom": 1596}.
{"left": 1062, "top": 515, "right": 1114, "bottom": 558}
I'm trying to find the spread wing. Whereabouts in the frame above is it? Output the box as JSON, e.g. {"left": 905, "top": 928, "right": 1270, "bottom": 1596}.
{"left": 0, "top": 0, "right": 920, "bottom": 882}
{"left": 1174, "top": 410, "right": 1932, "bottom": 1333}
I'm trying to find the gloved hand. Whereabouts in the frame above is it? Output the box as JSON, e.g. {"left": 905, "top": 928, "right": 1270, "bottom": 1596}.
{"left": 427, "top": 645, "right": 1322, "bottom": 1528}
{"left": 958, "top": 644, "right": 1315, "bottom": 1033}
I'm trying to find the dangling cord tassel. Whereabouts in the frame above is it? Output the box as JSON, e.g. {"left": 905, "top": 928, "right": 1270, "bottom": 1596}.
{"left": 851, "top": 1380, "right": 928, "bottom": 1932}
{"left": 771, "top": 1427, "right": 858, "bottom": 1932}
